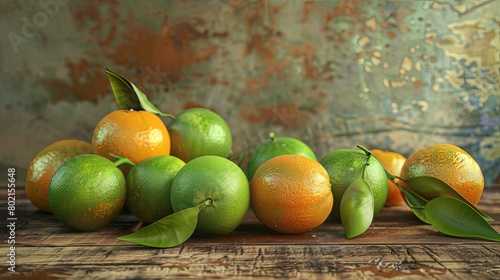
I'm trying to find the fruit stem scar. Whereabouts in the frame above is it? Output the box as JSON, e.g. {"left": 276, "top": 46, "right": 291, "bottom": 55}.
{"left": 205, "top": 197, "right": 214, "bottom": 205}
{"left": 195, "top": 197, "right": 214, "bottom": 210}
{"left": 269, "top": 132, "right": 276, "bottom": 142}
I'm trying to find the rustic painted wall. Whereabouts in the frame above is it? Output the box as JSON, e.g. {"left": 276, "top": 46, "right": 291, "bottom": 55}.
{"left": 1, "top": 0, "right": 499, "bottom": 186}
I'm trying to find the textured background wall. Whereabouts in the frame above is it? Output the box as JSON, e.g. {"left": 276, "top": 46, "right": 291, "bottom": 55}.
{"left": 1, "top": 0, "right": 499, "bottom": 186}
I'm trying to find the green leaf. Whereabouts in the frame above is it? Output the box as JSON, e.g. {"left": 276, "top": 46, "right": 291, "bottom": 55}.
{"left": 340, "top": 178, "right": 374, "bottom": 239}
{"left": 105, "top": 68, "right": 141, "bottom": 110}
{"left": 402, "top": 176, "right": 493, "bottom": 222}
{"left": 118, "top": 206, "right": 200, "bottom": 248}
{"left": 398, "top": 186, "right": 430, "bottom": 224}
{"left": 425, "top": 197, "right": 500, "bottom": 242}
{"left": 130, "top": 82, "right": 174, "bottom": 118}
{"left": 105, "top": 68, "right": 174, "bottom": 118}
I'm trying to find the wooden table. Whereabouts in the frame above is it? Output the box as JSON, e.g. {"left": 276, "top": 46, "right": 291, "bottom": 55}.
{"left": 2, "top": 187, "right": 500, "bottom": 279}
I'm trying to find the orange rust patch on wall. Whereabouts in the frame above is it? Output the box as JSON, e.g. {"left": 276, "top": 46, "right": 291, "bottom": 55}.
{"left": 245, "top": 33, "right": 290, "bottom": 79}
{"left": 41, "top": 59, "right": 109, "bottom": 103}
{"left": 287, "top": 43, "right": 333, "bottom": 81}
{"left": 43, "top": 2, "right": 220, "bottom": 103}
{"left": 413, "top": 80, "right": 423, "bottom": 89}
{"left": 240, "top": 102, "right": 311, "bottom": 129}
{"left": 302, "top": 0, "right": 364, "bottom": 29}
{"left": 245, "top": 78, "right": 271, "bottom": 95}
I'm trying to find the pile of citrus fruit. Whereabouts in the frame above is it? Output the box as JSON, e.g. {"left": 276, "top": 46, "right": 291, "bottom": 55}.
{"left": 25, "top": 68, "right": 493, "bottom": 246}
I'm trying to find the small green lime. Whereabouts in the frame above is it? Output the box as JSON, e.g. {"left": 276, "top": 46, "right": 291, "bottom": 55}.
{"left": 126, "top": 155, "right": 185, "bottom": 223}
{"left": 168, "top": 108, "right": 232, "bottom": 162}
{"left": 246, "top": 133, "right": 316, "bottom": 180}
{"left": 170, "top": 155, "right": 250, "bottom": 236}
{"left": 319, "top": 149, "right": 388, "bottom": 222}
{"left": 48, "top": 154, "right": 126, "bottom": 231}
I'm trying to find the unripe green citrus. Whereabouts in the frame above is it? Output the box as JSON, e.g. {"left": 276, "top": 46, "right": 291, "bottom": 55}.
{"left": 126, "top": 155, "right": 185, "bottom": 224}
{"left": 48, "top": 154, "right": 126, "bottom": 231}
{"left": 320, "top": 149, "right": 388, "bottom": 222}
{"left": 170, "top": 155, "right": 250, "bottom": 236}
{"left": 168, "top": 108, "right": 232, "bottom": 162}
{"left": 246, "top": 133, "right": 316, "bottom": 180}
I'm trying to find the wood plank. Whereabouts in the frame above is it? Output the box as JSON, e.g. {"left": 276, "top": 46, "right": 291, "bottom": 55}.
{"left": 12, "top": 220, "right": 500, "bottom": 247}
{"left": 3, "top": 244, "right": 500, "bottom": 279}
{"left": 2, "top": 188, "right": 500, "bottom": 279}
{"left": 5, "top": 188, "right": 500, "bottom": 247}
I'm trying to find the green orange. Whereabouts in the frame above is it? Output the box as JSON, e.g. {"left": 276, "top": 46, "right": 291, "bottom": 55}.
{"left": 126, "top": 155, "right": 185, "bottom": 223}
{"left": 168, "top": 108, "right": 232, "bottom": 162}
{"left": 25, "top": 139, "right": 93, "bottom": 213}
{"left": 246, "top": 133, "right": 316, "bottom": 180}
{"left": 320, "top": 148, "right": 388, "bottom": 221}
{"left": 48, "top": 154, "right": 127, "bottom": 231}
{"left": 170, "top": 156, "right": 249, "bottom": 236}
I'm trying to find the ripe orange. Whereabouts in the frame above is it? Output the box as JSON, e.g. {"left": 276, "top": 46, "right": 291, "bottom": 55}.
{"left": 48, "top": 154, "right": 126, "bottom": 231}
{"left": 250, "top": 154, "right": 333, "bottom": 234}
{"left": 25, "top": 139, "right": 93, "bottom": 213}
{"left": 370, "top": 149, "right": 406, "bottom": 207}
{"left": 168, "top": 108, "right": 232, "bottom": 162}
{"left": 400, "top": 143, "right": 484, "bottom": 205}
{"left": 246, "top": 133, "right": 317, "bottom": 180}
{"left": 92, "top": 109, "right": 170, "bottom": 173}
{"left": 320, "top": 149, "right": 388, "bottom": 222}
{"left": 170, "top": 156, "right": 249, "bottom": 236}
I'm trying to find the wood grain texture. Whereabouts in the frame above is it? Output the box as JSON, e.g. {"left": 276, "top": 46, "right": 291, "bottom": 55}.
{"left": 1, "top": 188, "right": 500, "bottom": 279}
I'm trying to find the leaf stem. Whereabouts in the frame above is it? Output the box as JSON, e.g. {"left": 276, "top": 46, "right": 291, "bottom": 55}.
{"left": 156, "top": 112, "right": 176, "bottom": 120}
{"left": 356, "top": 144, "right": 400, "bottom": 183}
{"left": 356, "top": 144, "right": 371, "bottom": 155}
{"left": 356, "top": 144, "right": 371, "bottom": 180}
{"left": 109, "top": 153, "right": 136, "bottom": 167}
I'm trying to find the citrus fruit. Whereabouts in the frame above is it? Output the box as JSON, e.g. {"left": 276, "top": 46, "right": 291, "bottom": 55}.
{"left": 126, "top": 155, "right": 185, "bottom": 223}
{"left": 370, "top": 149, "right": 406, "bottom": 207}
{"left": 168, "top": 108, "right": 232, "bottom": 162}
{"left": 320, "top": 148, "right": 388, "bottom": 222}
{"left": 400, "top": 143, "right": 484, "bottom": 205}
{"left": 92, "top": 109, "right": 170, "bottom": 173}
{"left": 48, "top": 154, "right": 127, "bottom": 231}
{"left": 246, "top": 133, "right": 317, "bottom": 180}
{"left": 250, "top": 154, "right": 333, "bottom": 234}
{"left": 25, "top": 139, "right": 93, "bottom": 213}
{"left": 170, "top": 155, "right": 249, "bottom": 236}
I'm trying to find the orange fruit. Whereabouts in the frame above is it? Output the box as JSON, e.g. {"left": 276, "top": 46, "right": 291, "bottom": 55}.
{"left": 48, "top": 154, "right": 126, "bottom": 231}
{"left": 170, "top": 156, "right": 249, "bottom": 236}
{"left": 320, "top": 149, "right": 388, "bottom": 222}
{"left": 370, "top": 149, "right": 406, "bottom": 207}
{"left": 246, "top": 133, "right": 317, "bottom": 180}
{"left": 25, "top": 139, "right": 93, "bottom": 213}
{"left": 126, "top": 155, "right": 185, "bottom": 224}
{"left": 168, "top": 108, "right": 232, "bottom": 162}
{"left": 92, "top": 109, "right": 170, "bottom": 172}
{"left": 250, "top": 154, "right": 333, "bottom": 234}
{"left": 400, "top": 143, "right": 484, "bottom": 205}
